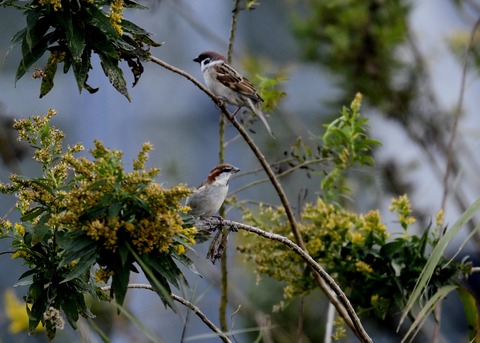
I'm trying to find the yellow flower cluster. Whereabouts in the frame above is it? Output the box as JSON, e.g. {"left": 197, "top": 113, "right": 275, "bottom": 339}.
{"left": 38, "top": 0, "right": 62, "bottom": 11}
{"left": 7, "top": 111, "right": 196, "bottom": 270}
{"left": 355, "top": 260, "right": 373, "bottom": 273}
{"left": 47, "top": 141, "right": 196, "bottom": 256}
{"left": 389, "top": 194, "right": 416, "bottom": 227}
{"left": 109, "top": 0, "right": 124, "bottom": 35}
{"left": 95, "top": 268, "right": 114, "bottom": 284}
{"left": 239, "top": 197, "right": 391, "bottom": 303}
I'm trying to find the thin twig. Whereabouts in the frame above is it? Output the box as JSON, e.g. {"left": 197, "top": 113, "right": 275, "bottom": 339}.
{"left": 440, "top": 18, "right": 480, "bottom": 211}
{"left": 219, "top": 0, "right": 242, "bottom": 332}
{"left": 101, "top": 284, "right": 233, "bottom": 343}
{"left": 231, "top": 158, "right": 324, "bottom": 196}
{"left": 148, "top": 55, "right": 371, "bottom": 342}
{"left": 228, "top": 0, "right": 241, "bottom": 64}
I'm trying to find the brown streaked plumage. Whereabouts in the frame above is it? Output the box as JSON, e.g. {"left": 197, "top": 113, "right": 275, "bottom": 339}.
{"left": 193, "top": 51, "right": 274, "bottom": 138}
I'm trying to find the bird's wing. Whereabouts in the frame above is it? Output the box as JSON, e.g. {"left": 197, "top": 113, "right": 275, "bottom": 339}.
{"left": 214, "top": 63, "right": 263, "bottom": 102}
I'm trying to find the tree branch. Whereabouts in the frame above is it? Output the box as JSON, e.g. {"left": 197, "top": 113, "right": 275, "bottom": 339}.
{"left": 205, "top": 218, "right": 372, "bottom": 343}
{"left": 101, "top": 284, "right": 233, "bottom": 343}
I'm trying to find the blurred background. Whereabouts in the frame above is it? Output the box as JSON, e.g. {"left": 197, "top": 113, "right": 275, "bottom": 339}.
{"left": 1, "top": 0, "right": 480, "bottom": 342}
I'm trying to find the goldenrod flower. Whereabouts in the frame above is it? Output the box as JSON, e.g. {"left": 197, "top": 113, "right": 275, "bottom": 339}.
{"left": 14, "top": 223, "right": 25, "bottom": 237}
{"left": 355, "top": 260, "right": 373, "bottom": 273}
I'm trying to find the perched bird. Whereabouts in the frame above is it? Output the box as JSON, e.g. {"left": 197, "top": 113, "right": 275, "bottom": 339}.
{"left": 193, "top": 51, "right": 274, "bottom": 138}
{"left": 186, "top": 163, "right": 240, "bottom": 217}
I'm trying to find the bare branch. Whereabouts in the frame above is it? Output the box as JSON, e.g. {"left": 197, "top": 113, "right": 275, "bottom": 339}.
{"left": 205, "top": 218, "right": 372, "bottom": 343}
{"left": 101, "top": 284, "right": 233, "bottom": 343}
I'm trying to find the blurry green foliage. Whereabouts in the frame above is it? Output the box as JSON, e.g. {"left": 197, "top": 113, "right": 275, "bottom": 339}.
{"left": 293, "top": 0, "right": 412, "bottom": 110}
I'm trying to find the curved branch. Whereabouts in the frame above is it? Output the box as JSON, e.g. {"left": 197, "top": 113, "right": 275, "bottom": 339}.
{"left": 102, "top": 284, "right": 232, "bottom": 343}
{"left": 207, "top": 218, "right": 372, "bottom": 343}
{"left": 149, "top": 54, "right": 303, "bottom": 253}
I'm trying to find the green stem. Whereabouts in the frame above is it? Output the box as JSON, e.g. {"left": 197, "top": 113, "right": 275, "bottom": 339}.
{"left": 219, "top": 0, "right": 241, "bottom": 332}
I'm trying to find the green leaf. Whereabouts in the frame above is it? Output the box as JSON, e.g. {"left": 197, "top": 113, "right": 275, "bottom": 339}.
{"left": 60, "top": 291, "right": 81, "bottom": 328}
{"left": 149, "top": 255, "right": 183, "bottom": 289}
{"left": 16, "top": 10, "right": 52, "bottom": 82}
{"left": 16, "top": 31, "right": 52, "bottom": 83}
{"left": 21, "top": 206, "right": 45, "bottom": 222}
{"left": 79, "top": 205, "right": 106, "bottom": 221}
{"left": 6, "top": 28, "right": 26, "bottom": 59}
{"left": 108, "top": 202, "right": 122, "bottom": 221}
{"left": 18, "top": 269, "right": 37, "bottom": 281}
{"left": 61, "top": 250, "right": 98, "bottom": 283}
{"left": 58, "top": 11, "right": 85, "bottom": 62}
{"left": 60, "top": 232, "right": 98, "bottom": 265}
{"left": 457, "top": 287, "right": 480, "bottom": 343}
{"left": 31, "top": 222, "right": 51, "bottom": 244}
{"left": 122, "top": 0, "right": 148, "bottom": 9}
{"left": 401, "top": 285, "right": 457, "bottom": 343}
{"left": 72, "top": 48, "right": 92, "bottom": 92}
{"left": 118, "top": 239, "right": 130, "bottom": 267}
{"left": 111, "top": 254, "right": 130, "bottom": 306}
{"left": 40, "top": 52, "right": 59, "bottom": 98}
{"left": 84, "top": 4, "right": 119, "bottom": 39}
{"left": 128, "top": 246, "right": 177, "bottom": 310}
{"left": 398, "top": 197, "right": 480, "bottom": 330}
{"left": 99, "top": 52, "right": 131, "bottom": 101}
{"left": 121, "top": 19, "right": 161, "bottom": 47}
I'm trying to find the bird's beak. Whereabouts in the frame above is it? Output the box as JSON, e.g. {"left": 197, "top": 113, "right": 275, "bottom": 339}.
{"left": 193, "top": 57, "right": 200, "bottom": 63}
{"left": 233, "top": 167, "right": 240, "bottom": 174}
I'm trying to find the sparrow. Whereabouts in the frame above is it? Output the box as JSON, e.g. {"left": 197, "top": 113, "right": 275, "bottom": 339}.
{"left": 193, "top": 51, "right": 274, "bottom": 138}
{"left": 186, "top": 163, "right": 240, "bottom": 217}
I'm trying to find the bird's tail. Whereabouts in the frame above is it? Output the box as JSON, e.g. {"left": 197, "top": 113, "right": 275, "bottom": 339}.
{"left": 246, "top": 98, "right": 275, "bottom": 138}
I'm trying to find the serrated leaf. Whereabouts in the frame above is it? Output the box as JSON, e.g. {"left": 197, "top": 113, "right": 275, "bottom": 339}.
{"left": 99, "top": 52, "right": 131, "bottom": 101}
{"left": 72, "top": 48, "right": 91, "bottom": 92}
